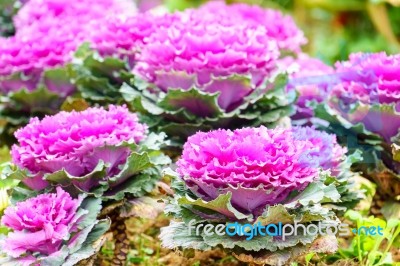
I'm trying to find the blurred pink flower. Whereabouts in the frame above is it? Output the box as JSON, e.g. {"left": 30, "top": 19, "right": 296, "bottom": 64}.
{"left": 14, "top": 0, "right": 137, "bottom": 33}
{"left": 0, "top": 33, "right": 79, "bottom": 94}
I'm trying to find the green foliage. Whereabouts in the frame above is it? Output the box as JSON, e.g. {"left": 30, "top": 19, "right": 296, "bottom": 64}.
{"left": 0, "top": 68, "right": 76, "bottom": 146}
{"left": 0, "top": 0, "right": 22, "bottom": 37}
{"left": 122, "top": 73, "right": 296, "bottom": 145}
{"left": 160, "top": 170, "right": 351, "bottom": 264}
{"left": 312, "top": 102, "right": 400, "bottom": 200}
{"left": 70, "top": 43, "right": 136, "bottom": 104}
{"left": 329, "top": 210, "right": 400, "bottom": 266}
{"left": 7, "top": 134, "right": 171, "bottom": 201}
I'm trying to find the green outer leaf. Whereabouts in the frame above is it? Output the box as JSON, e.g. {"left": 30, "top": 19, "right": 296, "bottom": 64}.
{"left": 39, "top": 246, "right": 69, "bottom": 266}
{"left": 45, "top": 161, "right": 107, "bottom": 184}
{"left": 107, "top": 152, "right": 153, "bottom": 183}
{"left": 71, "top": 44, "right": 133, "bottom": 104}
{"left": 159, "top": 122, "right": 213, "bottom": 141}
{"left": 138, "top": 132, "right": 170, "bottom": 151}
{"left": 165, "top": 172, "right": 341, "bottom": 225}
{"left": 312, "top": 102, "right": 384, "bottom": 150}
{"left": 255, "top": 205, "right": 296, "bottom": 225}
{"left": 67, "top": 224, "right": 97, "bottom": 254}
{"left": 178, "top": 193, "right": 251, "bottom": 221}
{"left": 78, "top": 197, "right": 103, "bottom": 229}
{"left": 159, "top": 88, "right": 223, "bottom": 119}
{"left": 160, "top": 221, "right": 211, "bottom": 250}
{"left": 10, "top": 186, "right": 41, "bottom": 204}
{"left": 122, "top": 73, "right": 295, "bottom": 145}
{"left": 202, "top": 228, "right": 317, "bottom": 252}
{"left": 7, "top": 137, "right": 170, "bottom": 200}
{"left": 5, "top": 87, "right": 62, "bottom": 113}
{"left": 120, "top": 83, "right": 164, "bottom": 116}
{"left": 0, "top": 82, "right": 69, "bottom": 146}
{"left": 63, "top": 219, "right": 111, "bottom": 266}
{"left": 104, "top": 169, "right": 161, "bottom": 201}
{"left": 284, "top": 179, "right": 341, "bottom": 208}
{"left": 0, "top": 163, "right": 20, "bottom": 189}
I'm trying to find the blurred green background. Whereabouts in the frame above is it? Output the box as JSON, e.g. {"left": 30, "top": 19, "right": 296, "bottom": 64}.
{"left": 2, "top": 0, "right": 400, "bottom": 64}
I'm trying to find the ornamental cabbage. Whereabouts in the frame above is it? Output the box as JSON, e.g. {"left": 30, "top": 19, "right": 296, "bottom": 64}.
{"left": 127, "top": 3, "right": 295, "bottom": 143}
{"left": 0, "top": 187, "right": 109, "bottom": 266}
{"left": 10, "top": 105, "right": 169, "bottom": 199}
{"left": 330, "top": 52, "right": 400, "bottom": 142}
{"left": 176, "top": 126, "right": 319, "bottom": 213}
{"left": 161, "top": 126, "right": 359, "bottom": 265}
{"left": 314, "top": 52, "right": 400, "bottom": 199}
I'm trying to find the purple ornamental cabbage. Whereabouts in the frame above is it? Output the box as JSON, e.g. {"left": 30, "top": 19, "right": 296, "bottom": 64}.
{"left": 0, "top": 0, "right": 137, "bottom": 95}
{"left": 176, "top": 126, "right": 319, "bottom": 214}
{"left": 11, "top": 105, "right": 149, "bottom": 193}
{"left": 135, "top": 10, "right": 280, "bottom": 112}
{"left": 0, "top": 33, "right": 79, "bottom": 95}
{"left": 330, "top": 52, "right": 400, "bottom": 142}
{"left": 280, "top": 54, "right": 335, "bottom": 119}
{"left": 0, "top": 187, "right": 109, "bottom": 265}
{"left": 122, "top": 4, "right": 296, "bottom": 143}
{"left": 320, "top": 52, "right": 400, "bottom": 199}
{"left": 14, "top": 0, "right": 137, "bottom": 33}
{"left": 161, "top": 126, "right": 351, "bottom": 264}
{"left": 198, "top": 1, "right": 307, "bottom": 53}
{"left": 88, "top": 12, "right": 179, "bottom": 64}
{"left": 0, "top": 0, "right": 137, "bottom": 147}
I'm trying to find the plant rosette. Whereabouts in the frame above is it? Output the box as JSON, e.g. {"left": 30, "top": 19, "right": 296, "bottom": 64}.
{"left": 313, "top": 52, "right": 400, "bottom": 200}
{"left": 0, "top": 34, "right": 77, "bottom": 146}
{"left": 0, "top": 187, "right": 110, "bottom": 266}
{"left": 7, "top": 105, "right": 171, "bottom": 205}
{"left": 124, "top": 5, "right": 296, "bottom": 145}
{"left": 160, "top": 126, "right": 361, "bottom": 265}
